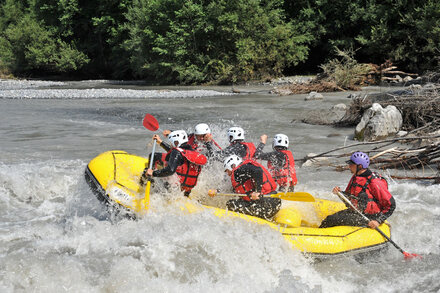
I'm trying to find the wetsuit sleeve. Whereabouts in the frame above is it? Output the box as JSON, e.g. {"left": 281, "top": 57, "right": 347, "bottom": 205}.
{"left": 152, "top": 149, "right": 183, "bottom": 177}
{"left": 255, "top": 144, "right": 284, "bottom": 166}
{"left": 159, "top": 141, "right": 171, "bottom": 152}
{"left": 368, "top": 179, "right": 396, "bottom": 223}
{"left": 233, "top": 144, "right": 248, "bottom": 159}
{"left": 204, "top": 141, "right": 216, "bottom": 158}
{"left": 254, "top": 143, "right": 266, "bottom": 159}
{"left": 234, "top": 164, "right": 264, "bottom": 193}
{"left": 209, "top": 143, "right": 246, "bottom": 161}
{"left": 206, "top": 144, "right": 222, "bottom": 161}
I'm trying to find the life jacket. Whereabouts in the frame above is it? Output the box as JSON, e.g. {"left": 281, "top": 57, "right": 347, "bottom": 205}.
{"left": 187, "top": 133, "right": 199, "bottom": 151}
{"left": 345, "top": 172, "right": 389, "bottom": 215}
{"left": 230, "top": 160, "right": 277, "bottom": 201}
{"left": 237, "top": 141, "right": 256, "bottom": 160}
{"left": 168, "top": 147, "right": 206, "bottom": 192}
{"left": 267, "top": 149, "right": 297, "bottom": 187}
{"left": 188, "top": 133, "right": 222, "bottom": 154}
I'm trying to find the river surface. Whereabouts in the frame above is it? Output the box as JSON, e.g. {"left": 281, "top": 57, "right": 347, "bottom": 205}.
{"left": 0, "top": 79, "right": 438, "bottom": 292}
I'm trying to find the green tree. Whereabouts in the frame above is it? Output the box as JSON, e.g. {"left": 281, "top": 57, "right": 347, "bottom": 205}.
{"left": 123, "top": 0, "right": 311, "bottom": 84}
{"left": 0, "top": 0, "right": 88, "bottom": 75}
{"left": 285, "top": 0, "right": 440, "bottom": 73}
{"left": 364, "top": 0, "right": 440, "bottom": 72}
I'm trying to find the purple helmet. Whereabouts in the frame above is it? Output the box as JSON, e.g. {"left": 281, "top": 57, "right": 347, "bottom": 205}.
{"left": 347, "top": 151, "right": 370, "bottom": 168}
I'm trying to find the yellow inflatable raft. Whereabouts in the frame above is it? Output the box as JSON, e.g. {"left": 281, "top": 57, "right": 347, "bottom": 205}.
{"left": 85, "top": 150, "right": 391, "bottom": 258}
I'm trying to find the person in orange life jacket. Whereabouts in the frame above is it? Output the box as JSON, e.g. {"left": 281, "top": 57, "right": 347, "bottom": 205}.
{"left": 255, "top": 133, "right": 298, "bottom": 192}
{"left": 319, "top": 151, "right": 396, "bottom": 229}
{"left": 208, "top": 127, "right": 256, "bottom": 161}
{"left": 141, "top": 130, "right": 207, "bottom": 197}
{"left": 209, "top": 155, "right": 281, "bottom": 220}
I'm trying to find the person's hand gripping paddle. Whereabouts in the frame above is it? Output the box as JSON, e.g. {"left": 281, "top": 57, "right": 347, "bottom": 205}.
{"left": 141, "top": 114, "right": 160, "bottom": 210}
{"left": 336, "top": 191, "right": 421, "bottom": 260}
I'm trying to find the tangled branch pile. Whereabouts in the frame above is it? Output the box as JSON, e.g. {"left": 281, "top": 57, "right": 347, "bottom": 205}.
{"left": 301, "top": 84, "right": 440, "bottom": 182}
{"left": 336, "top": 84, "right": 440, "bottom": 136}
{"left": 301, "top": 135, "right": 440, "bottom": 182}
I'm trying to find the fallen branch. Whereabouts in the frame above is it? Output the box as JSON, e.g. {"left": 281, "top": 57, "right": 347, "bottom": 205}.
{"left": 390, "top": 175, "right": 439, "bottom": 181}
{"left": 300, "top": 134, "right": 440, "bottom": 162}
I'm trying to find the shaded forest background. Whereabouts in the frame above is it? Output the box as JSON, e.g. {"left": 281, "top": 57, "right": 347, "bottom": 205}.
{"left": 0, "top": 0, "right": 439, "bottom": 84}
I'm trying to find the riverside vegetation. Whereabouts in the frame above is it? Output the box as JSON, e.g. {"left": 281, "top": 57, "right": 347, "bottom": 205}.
{"left": 0, "top": 0, "right": 439, "bottom": 84}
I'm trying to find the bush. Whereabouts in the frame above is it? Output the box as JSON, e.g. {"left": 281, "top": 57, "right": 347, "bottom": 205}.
{"left": 123, "top": 0, "right": 311, "bottom": 84}
{"left": 320, "top": 48, "right": 372, "bottom": 90}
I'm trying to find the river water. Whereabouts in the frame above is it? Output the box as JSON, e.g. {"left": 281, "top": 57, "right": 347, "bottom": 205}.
{"left": 0, "top": 79, "right": 438, "bottom": 292}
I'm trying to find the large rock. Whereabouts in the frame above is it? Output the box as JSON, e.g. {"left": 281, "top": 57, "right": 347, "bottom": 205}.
{"left": 305, "top": 91, "right": 324, "bottom": 100}
{"left": 355, "top": 103, "right": 402, "bottom": 141}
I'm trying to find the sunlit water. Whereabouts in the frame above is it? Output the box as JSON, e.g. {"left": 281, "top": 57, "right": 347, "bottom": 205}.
{"left": 0, "top": 79, "right": 438, "bottom": 293}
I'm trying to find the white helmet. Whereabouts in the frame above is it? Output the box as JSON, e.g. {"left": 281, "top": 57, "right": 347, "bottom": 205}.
{"left": 273, "top": 133, "right": 289, "bottom": 149}
{"left": 227, "top": 127, "right": 244, "bottom": 142}
{"left": 168, "top": 130, "right": 188, "bottom": 147}
{"left": 194, "top": 123, "right": 211, "bottom": 135}
{"left": 224, "top": 155, "right": 242, "bottom": 171}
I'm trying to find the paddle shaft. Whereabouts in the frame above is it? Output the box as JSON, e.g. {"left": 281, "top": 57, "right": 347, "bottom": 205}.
{"left": 212, "top": 139, "right": 222, "bottom": 150}
{"left": 148, "top": 140, "right": 157, "bottom": 169}
{"left": 336, "top": 191, "right": 408, "bottom": 255}
{"left": 213, "top": 191, "right": 315, "bottom": 202}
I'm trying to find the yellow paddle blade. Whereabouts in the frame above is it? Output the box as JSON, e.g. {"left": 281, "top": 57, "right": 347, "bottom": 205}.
{"left": 272, "top": 191, "right": 315, "bottom": 202}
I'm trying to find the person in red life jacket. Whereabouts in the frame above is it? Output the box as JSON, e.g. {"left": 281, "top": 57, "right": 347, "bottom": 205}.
{"left": 319, "top": 151, "right": 396, "bottom": 229}
{"left": 190, "top": 123, "right": 222, "bottom": 155}
{"left": 152, "top": 123, "right": 221, "bottom": 162}
{"left": 209, "top": 154, "right": 281, "bottom": 220}
{"left": 209, "top": 127, "right": 256, "bottom": 161}
{"left": 141, "top": 130, "right": 207, "bottom": 197}
{"left": 255, "top": 133, "right": 298, "bottom": 192}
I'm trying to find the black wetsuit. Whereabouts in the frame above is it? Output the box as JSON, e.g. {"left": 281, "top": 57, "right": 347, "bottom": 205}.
{"left": 254, "top": 143, "right": 294, "bottom": 192}
{"left": 207, "top": 140, "right": 249, "bottom": 160}
{"left": 143, "top": 143, "right": 194, "bottom": 196}
{"left": 254, "top": 143, "right": 286, "bottom": 168}
{"left": 319, "top": 169, "right": 396, "bottom": 228}
{"left": 226, "top": 163, "right": 281, "bottom": 220}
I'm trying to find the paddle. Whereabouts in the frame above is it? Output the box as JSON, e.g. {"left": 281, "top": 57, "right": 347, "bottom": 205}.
{"left": 142, "top": 113, "right": 159, "bottom": 131}
{"left": 212, "top": 139, "right": 222, "bottom": 150}
{"left": 142, "top": 114, "right": 160, "bottom": 210}
{"left": 208, "top": 190, "right": 315, "bottom": 202}
{"left": 336, "top": 191, "right": 421, "bottom": 260}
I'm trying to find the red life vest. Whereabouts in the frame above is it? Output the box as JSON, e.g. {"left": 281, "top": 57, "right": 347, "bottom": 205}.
{"left": 169, "top": 148, "right": 206, "bottom": 192}
{"left": 187, "top": 133, "right": 199, "bottom": 151}
{"left": 230, "top": 160, "right": 277, "bottom": 201}
{"left": 188, "top": 133, "right": 222, "bottom": 153}
{"left": 345, "top": 172, "right": 391, "bottom": 215}
{"left": 238, "top": 142, "right": 256, "bottom": 160}
{"left": 267, "top": 149, "right": 298, "bottom": 187}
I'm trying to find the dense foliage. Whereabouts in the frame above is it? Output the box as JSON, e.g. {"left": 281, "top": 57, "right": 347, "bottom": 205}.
{"left": 0, "top": 0, "right": 439, "bottom": 83}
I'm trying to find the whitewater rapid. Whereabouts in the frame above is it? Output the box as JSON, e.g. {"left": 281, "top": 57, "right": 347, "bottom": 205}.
{"left": 0, "top": 79, "right": 438, "bottom": 293}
